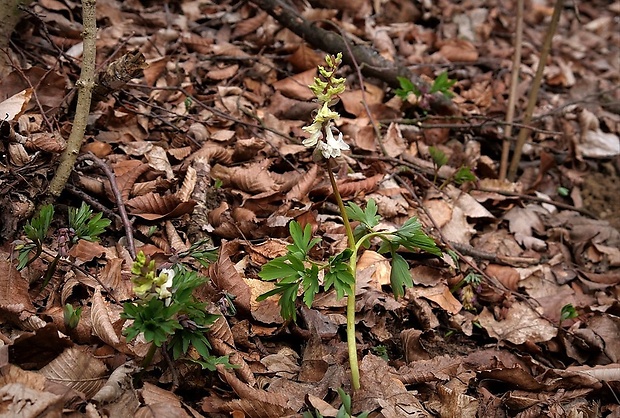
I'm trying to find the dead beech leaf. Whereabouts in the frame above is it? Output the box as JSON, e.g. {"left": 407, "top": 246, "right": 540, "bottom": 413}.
{"left": 211, "top": 162, "right": 277, "bottom": 193}
{"left": 126, "top": 192, "right": 196, "bottom": 220}
{"left": 0, "top": 88, "right": 32, "bottom": 121}
{"left": 207, "top": 64, "right": 240, "bottom": 81}
{"left": 112, "top": 160, "right": 150, "bottom": 201}
{"left": 167, "top": 146, "right": 192, "bottom": 160}
{"left": 24, "top": 132, "right": 66, "bottom": 153}
{"left": 208, "top": 365, "right": 293, "bottom": 416}
{"left": 145, "top": 145, "right": 174, "bottom": 179}
{"left": 382, "top": 122, "right": 407, "bottom": 157}
{"left": 485, "top": 264, "right": 520, "bottom": 291}
{"left": 478, "top": 303, "right": 557, "bottom": 345}
{"left": 68, "top": 239, "right": 108, "bottom": 262}
{"left": 285, "top": 164, "right": 319, "bottom": 201}
{"left": 91, "top": 287, "right": 120, "bottom": 346}
{"left": 187, "top": 143, "right": 233, "bottom": 164}
{"left": 438, "top": 38, "right": 479, "bottom": 62}
{"left": 288, "top": 44, "right": 325, "bottom": 71}
{"left": 39, "top": 347, "right": 107, "bottom": 399}
{"left": 209, "top": 241, "right": 252, "bottom": 316}
{"left": 232, "top": 11, "right": 268, "bottom": 39}
{"left": 273, "top": 69, "right": 316, "bottom": 101}
{"left": 165, "top": 221, "right": 189, "bottom": 252}
{"left": 176, "top": 164, "right": 197, "bottom": 202}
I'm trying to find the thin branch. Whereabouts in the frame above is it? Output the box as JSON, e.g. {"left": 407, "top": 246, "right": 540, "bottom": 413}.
{"left": 507, "top": 0, "right": 564, "bottom": 180}
{"left": 499, "top": 0, "right": 524, "bottom": 181}
{"left": 77, "top": 152, "right": 136, "bottom": 259}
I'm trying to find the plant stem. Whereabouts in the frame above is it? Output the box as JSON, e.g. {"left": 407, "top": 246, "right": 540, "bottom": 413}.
{"left": 142, "top": 343, "right": 158, "bottom": 368}
{"left": 326, "top": 159, "right": 360, "bottom": 390}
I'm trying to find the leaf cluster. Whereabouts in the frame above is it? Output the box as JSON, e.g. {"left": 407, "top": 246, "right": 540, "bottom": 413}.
{"left": 395, "top": 71, "right": 456, "bottom": 102}
{"left": 347, "top": 199, "right": 441, "bottom": 298}
{"left": 257, "top": 221, "right": 354, "bottom": 321}
{"left": 68, "top": 202, "right": 111, "bottom": 243}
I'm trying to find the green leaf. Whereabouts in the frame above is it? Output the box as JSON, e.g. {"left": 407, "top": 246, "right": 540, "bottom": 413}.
{"left": 430, "top": 71, "right": 456, "bottom": 98}
{"left": 68, "top": 202, "right": 110, "bottom": 242}
{"left": 338, "top": 387, "right": 351, "bottom": 414}
{"left": 560, "top": 303, "right": 578, "bottom": 322}
{"left": 301, "top": 264, "right": 320, "bottom": 308}
{"left": 288, "top": 221, "right": 320, "bottom": 258}
{"left": 258, "top": 255, "right": 304, "bottom": 281}
{"left": 394, "top": 217, "right": 442, "bottom": 256}
{"left": 390, "top": 253, "right": 412, "bottom": 299}
{"left": 324, "top": 258, "right": 355, "bottom": 300}
{"left": 345, "top": 199, "right": 380, "bottom": 230}
{"left": 24, "top": 204, "right": 54, "bottom": 243}
{"left": 395, "top": 76, "right": 420, "bottom": 99}
{"left": 429, "top": 146, "right": 448, "bottom": 168}
{"left": 453, "top": 166, "right": 477, "bottom": 185}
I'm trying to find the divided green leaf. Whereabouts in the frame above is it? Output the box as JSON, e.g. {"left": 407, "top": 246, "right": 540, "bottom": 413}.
{"left": 429, "top": 146, "right": 448, "bottom": 168}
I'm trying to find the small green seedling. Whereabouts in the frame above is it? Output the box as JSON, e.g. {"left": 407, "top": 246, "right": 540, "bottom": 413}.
{"left": 302, "top": 387, "right": 370, "bottom": 418}
{"left": 63, "top": 304, "right": 82, "bottom": 330}
{"left": 15, "top": 203, "right": 111, "bottom": 288}
{"left": 428, "top": 146, "right": 477, "bottom": 189}
{"left": 395, "top": 71, "right": 456, "bottom": 110}
{"left": 560, "top": 303, "right": 578, "bottom": 326}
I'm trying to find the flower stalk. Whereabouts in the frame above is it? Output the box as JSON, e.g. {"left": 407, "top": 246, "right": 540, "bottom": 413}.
{"left": 327, "top": 158, "right": 360, "bottom": 389}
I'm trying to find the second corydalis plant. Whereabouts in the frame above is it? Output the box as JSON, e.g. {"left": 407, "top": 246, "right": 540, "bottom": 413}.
{"left": 258, "top": 53, "right": 442, "bottom": 390}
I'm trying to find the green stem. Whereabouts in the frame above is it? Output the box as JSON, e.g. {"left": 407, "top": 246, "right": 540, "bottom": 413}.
{"left": 326, "top": 159, "right": 360, "bottom": 390}
{"left": 142, "top": 343, "right": 158, "bottom": 368}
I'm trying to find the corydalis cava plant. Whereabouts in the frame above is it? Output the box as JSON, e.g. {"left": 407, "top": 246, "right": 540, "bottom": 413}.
{"left": 121, "top": 252, "right": 226, "bottom": 370}
{"left": 258, "top": 53, "right": 442, "bottom": 391}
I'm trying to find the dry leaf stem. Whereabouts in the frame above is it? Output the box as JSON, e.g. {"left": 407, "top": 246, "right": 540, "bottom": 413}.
{"left": 507, "top": 0, "right": 564, "bottom": 180}
{"left": 499, "top": 0, "right": 524, "bottom": 181}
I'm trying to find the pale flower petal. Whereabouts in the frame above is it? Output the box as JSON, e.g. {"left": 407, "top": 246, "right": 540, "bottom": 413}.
{"left": 302, "top": 121, "right": 323, "bottom": 147}
{"left": 319, "top": 128, "right": 349, "bottom": 159}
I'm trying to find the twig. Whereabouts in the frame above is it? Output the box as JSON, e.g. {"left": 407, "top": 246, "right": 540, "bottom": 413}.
{"left": 65, "top": 183, "right": 122, "bottom": 224}
{"left": 499, "top": 0, "right": 524, "bottom": 181}
{"left": 77, "top": 153, "right": 136, "bottom": 259}
{"left": 46, "top": 0, "right": 97, "bottom": 200}
{"left": 477, "top": 187, "right": 598, "bottom": 218}
{"left": 507, "top": 0, "right": 564, "bottom": 180}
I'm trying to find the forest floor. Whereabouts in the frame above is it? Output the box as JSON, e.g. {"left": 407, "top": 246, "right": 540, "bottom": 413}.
{"left": 0, "top": 0, "right": 619, "bottom": 417}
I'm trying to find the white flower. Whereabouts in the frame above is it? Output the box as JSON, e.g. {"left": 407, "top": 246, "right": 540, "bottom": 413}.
{"left": 156, "top": 268, "right": 175, "bottom": 301}
{"left": 302, "top": 121, "right": 323, "bottom": 147}
{"left": 317, "top": 127, "right": 349, "bottom": 159}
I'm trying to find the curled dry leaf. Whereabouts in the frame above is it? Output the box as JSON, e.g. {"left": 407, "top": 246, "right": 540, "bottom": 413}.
{"left": 91, "top": 287, "right": 121, "bottom": 347}
{"left": 126, "top": 192, "right": 197, "bottom": 220}
{"left": 0, "top": 88, "right": 32, "bottom": 121}
{"left": 165, "top": 220, "right": 189, "bottom": 253}
{"left": 211, "top": 162, "right": 278, "bottom": 193}
{"left": 91, "top": 361, "right": 139, "bottom": 404}
{"left": 187, "top": 143, "right": 233, "bottom": 165}
{"left": 24, "top": 132, "right": 67, "bottom": 153}
{"left": 111, "top": 160, "right": 150, "bottom": 201}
